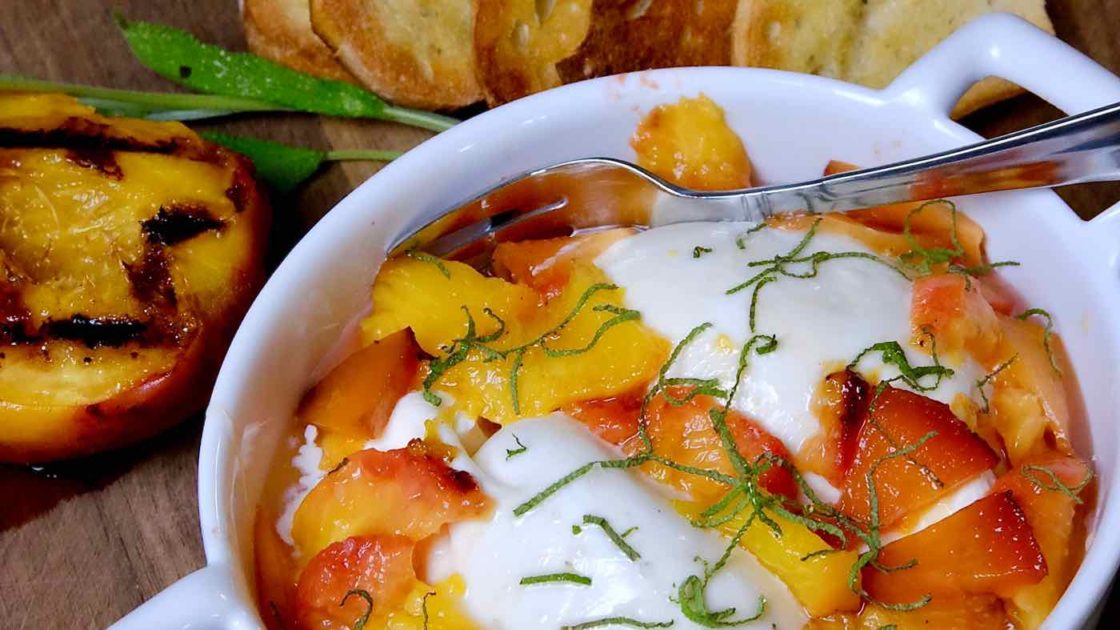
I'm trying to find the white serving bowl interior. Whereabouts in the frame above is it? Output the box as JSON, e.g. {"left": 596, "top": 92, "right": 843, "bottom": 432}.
{"left": 111, "top": 14, "right": 1120, "bottom": 630}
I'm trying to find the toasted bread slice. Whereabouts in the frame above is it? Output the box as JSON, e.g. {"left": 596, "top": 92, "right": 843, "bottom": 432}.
{"left": 555, "top": 0, "right": 737, "bottom": 84}
{"left": 0, "top": 94, "right": 269, "bottom": 463}
{"left": 733, "top": 0, "right": 1053, "bottom": 118}
{"left": 243, "top": 0, "right": 357, "bottom": 83}
{"left": 473, "top": 0, "right": 594, "bottom": 105}
{"left": 731, "top": 0, "right": 863, "bottom": 77}
{"left": 310, "top": 0, "right": 482, "bottom": 110}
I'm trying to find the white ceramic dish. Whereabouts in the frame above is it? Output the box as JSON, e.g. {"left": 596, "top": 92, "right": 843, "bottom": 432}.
{"left": 111, "top": 14, "right": 1120, "bottom": 630}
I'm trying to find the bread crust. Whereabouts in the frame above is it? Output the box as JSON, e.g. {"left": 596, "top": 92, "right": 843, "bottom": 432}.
{"left": 556, "top": 0, "right": 737, "bottom": 84}
{"left": 473, "top": 0, "right": 591, "bottom": 105}
{"left": 310, "top": 0, "right": 482, "bottom": 110}
{"left": 731, "top": 0, "right": 1054, "bottom": 119}
{"left": 243, "top": 0, "right": 357, "bottom": 83}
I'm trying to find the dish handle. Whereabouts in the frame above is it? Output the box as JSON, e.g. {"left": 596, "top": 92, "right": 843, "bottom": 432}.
{"left": 107, "top": 564, "right": 251, "bottom": 630}
{"left": 884, "top": 12, "right": 1120, "bottom": 266}
{"left": 884, "top": 13, "right": 1120, "bottom": 117}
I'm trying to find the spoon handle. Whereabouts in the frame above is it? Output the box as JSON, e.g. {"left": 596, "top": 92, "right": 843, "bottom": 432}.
{"left": 732, "top": 101, "right": 1120, "bottom": 218}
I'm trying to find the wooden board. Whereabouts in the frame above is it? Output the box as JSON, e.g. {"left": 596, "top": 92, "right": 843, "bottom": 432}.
{"left": 0, "top": 0, "right": 1117, "bottom": 627}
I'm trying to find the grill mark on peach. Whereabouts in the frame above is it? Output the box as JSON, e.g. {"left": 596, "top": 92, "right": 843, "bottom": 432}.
{"left": 124, "top": 241, "right": 178, "bottom": 311}
{"left": 448, "top": 468, "right": 480, "bottom": 493}
{"left": 223, "top": 156, "right": 257, "bottom": 213}
{"left": 42, "top": 314, "right": 148, "bottom": 348}
{"left": 0, "top": 279, "right": 33, "bottom": 344}
{"left": 141, "top": 205, "right": 225, "bottom": 246}
{"left": 830, "top": 369, "right": 871, "bottom": 473}
{"left": 0, "top": 117, "right": 187, "bottom": 154}
{"left": 65, "top": 148, "right": 123, "bottom": 179}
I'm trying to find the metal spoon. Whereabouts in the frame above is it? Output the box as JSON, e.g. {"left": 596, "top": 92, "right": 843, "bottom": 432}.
{"left": 395, "top": 100, "right": 1120, "bottom": 265}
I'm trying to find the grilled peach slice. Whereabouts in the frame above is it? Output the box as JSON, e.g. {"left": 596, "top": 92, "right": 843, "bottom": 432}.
{"left": 0, "top": 93, "right": 268, "bottom": 463}
{"left": 820, "top": 160, "right": 985, "bottom": 268}
{"left": 863, "top": 491, "right": 1047, "bottom": 605}
{"left": 995, "top": 454, "right": 1091, "bottom": 629}
{"left": 635, "top": 387, "right": 797, "bottom": 502}
{"left": 982, "top": 314, "right": 1074, "bottom": 463}
{"left": 837, "top": 384, "right": 998, "bottom": 529}
{"left": 491, "top": 229, "right": 634, "bottom": 300}
{"left": 295, "top": 534, "right": 419, "bottom": 630}
{"left": 298, "top": 330, "right": 420, "bottom": 440}
{"left": 362, "top": 256, "right": 668, "bottom": 424}
{"left": 807, "top": 595, "right": 1009, "bottom": 629}
{"left": 677, "top": 501, "right": 861, "bottom": 616}
{"left": 803, "top": 369, "right": 870, "bottom": 485}
{"left": 256, "top": 510, "right": 301, "bottom": 629}
{"left": 911, "top": 273, "right": 1002, "bottom": 364}
{"left": 563, "top": 387, "right": 645, "bottom": 445}
{"left": 631, "top": 94, "right": 753, "bottom": 190}
{"left": 291, "top": 441, "right": 491, "bottom": 559}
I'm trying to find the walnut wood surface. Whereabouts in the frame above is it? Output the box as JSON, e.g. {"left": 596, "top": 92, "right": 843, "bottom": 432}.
{"left": 0, "top": 1, "right": 1117, "bottom": 627}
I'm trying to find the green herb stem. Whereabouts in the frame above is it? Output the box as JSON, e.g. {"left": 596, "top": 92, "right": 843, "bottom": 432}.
{"left": 324, "top": 149, "right": 407, "bottom": 162}
{"left": 1022, "top": 464, "right": 1092, "bottom": 504}
{"left": 423, "top": 283, "right": 637, "bottom": 415}
{"left": 382, "top": 104, "right": 459, "bottom": 133}
{"left": 847, "top": 340, "right": 953, "bottom": 393}
{"left": 561, "top": 617, "right": 674, "bottom": 629}
{"left": 339, "top": 589, "right": 374, "bottom": 630}
{"left": 581, "top": 515, "right": 641, "bottom": 561}
{"left": 976, "top": 355, "right": 1018, "bottom": 413}
{"left": 1017, "top": 308, "right": 1063, "bottom": 375}
{"left": 201, "top": 131, "right": 399, "bottom": 192}
{"left": 506, "top": 435, "right": 528, "bottom": 460}
{"left": 0, "top": 74, "right": 284, "bottom": 118}
{"left": 520, "top": 572, "right": 593, "bottom": 587}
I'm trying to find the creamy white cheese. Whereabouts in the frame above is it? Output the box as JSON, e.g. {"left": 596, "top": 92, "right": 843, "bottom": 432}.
{"left": 276, "top": 424, "right": 326, "bottom": 546}
{"left": 432, "top": 415, "right": 806, "bottom": 630}
{"left": 595, "top": 221, "right": 983, "bottom": 456}
{"left": 364, "top": 391, "right": 436, "bottom": 451}
{"left": 364, "top": 391, "right": 491, "bottom": 454}
{"left": 802, "top": 472, "right": 842, "bottom": 505}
